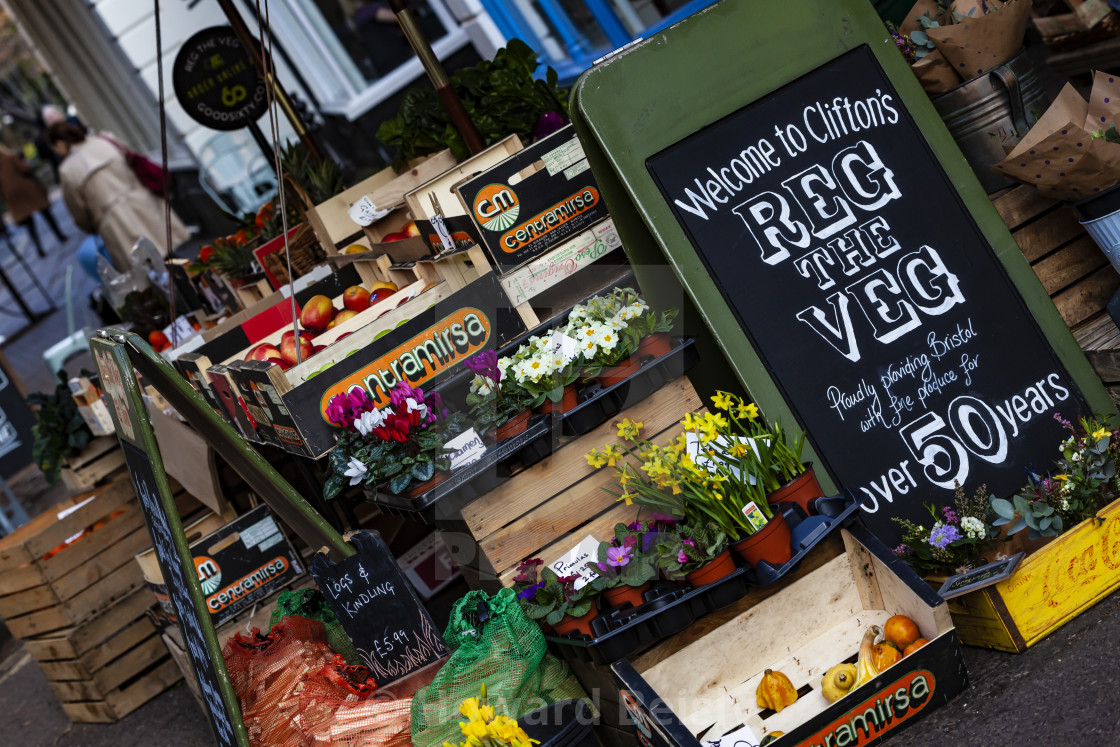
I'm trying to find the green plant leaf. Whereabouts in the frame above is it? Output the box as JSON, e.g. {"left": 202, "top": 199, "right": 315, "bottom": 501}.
{"left": 411, "top": 461, "right": 435, "bottom": 483}
{"left": 991, "top": 497, "right": 1015, "bottom": 519}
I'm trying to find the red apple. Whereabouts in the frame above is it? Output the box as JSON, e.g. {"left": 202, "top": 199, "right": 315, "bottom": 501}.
{"left": 328, "top": 309, "right": 359, "bottom": 330}
{"left": 280, "top": 334, "right": 313, "bottom": 365}
{"left": 402, "top": 220, "right": 420, "bottom": 237}
{"left": 369, "top": 280, "right": 398, "bottom": 305}
{"left": 267, "top": 356, "right": 291, "bottom": 371}
{"left": 246, "top": 343, "right": 282, "bottom": 362}
{"left": 312, "top": 345, "right": 325, "bottom": 354}
{"left": 299, "top": 295, "right": 337, "bottom": 332}
{"left": 280, "top": 328, "right": 315, "bottom": 344}
{"left": 381, "top": 231, "right": 408, "bottom": 243}
{"left": 342, "top": 285, "right": 371, "bottom": 312}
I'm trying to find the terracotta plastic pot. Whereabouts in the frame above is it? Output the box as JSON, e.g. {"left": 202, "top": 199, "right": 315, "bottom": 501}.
{"left": 637, "top": 332, "right": 672, "bottom": 359}
{"left": 495, "top": 409, "right": 531, "bottom": 441}
{"left": 766, "top": 464, "right": 824, "bottom": 515}
{"left": 596, "top": 356, "right": 640, "bottom": 387}
{"left": 603, "top": 582, "right": 650, "bottom": 610}
{"left": 732, "top": 513, "right": 793, "bottom": 569}
{"left": 400, "top": 470, "right": 450, "bottom": 498}
{"left": 551, "top": 605, "right": 599, "bottom": 637}
{"left": 685, "top": 548, "right": 736, "bottom": 588}
{"left": 537, "top": 384, "right": 578, "bottom": 414}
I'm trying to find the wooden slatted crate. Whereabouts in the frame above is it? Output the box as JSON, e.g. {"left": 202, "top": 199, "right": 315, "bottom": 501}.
{"left": 454, "top": 377, "right": 703, "bottom": 588}
{"left": 59, "top": 436, "right": 126, "bottom": 491}
{"left": 20, "top": 585, "right": 181, "bottom": 723}
{"left": 0, "top": 475, "right": 200, "bottom": 639}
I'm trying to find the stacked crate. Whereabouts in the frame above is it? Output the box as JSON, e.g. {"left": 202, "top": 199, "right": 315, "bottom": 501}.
{"left": 0, "top": 474, "right": 201, "bottom": 722}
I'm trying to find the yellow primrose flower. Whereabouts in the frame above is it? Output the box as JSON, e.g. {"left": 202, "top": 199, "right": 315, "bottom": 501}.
{"left": 711, "top": 391, "right": 735, "bottom": 410}
{"left": 585, "top": 450, "right": 607, "bottom": 469}
{"left": 617, "top": 418, "right": 644, "bottom": 440}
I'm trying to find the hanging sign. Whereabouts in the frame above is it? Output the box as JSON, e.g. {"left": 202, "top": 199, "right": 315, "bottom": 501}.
{"left": 310, "top": 531, "right": 449, "bottom": 687}
{"left": 90, "top": 335, "right": 249, "bottom": 747}
{"left": 173, "top": 26, "right": 268, "bottom": 131}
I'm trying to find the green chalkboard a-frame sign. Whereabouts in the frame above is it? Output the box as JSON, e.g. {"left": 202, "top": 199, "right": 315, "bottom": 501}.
{"left": 570, "top": 0, "right": 1116, "bottom": 547}
{"left": 90, "top": 330, "right": 354, "bottom": 746}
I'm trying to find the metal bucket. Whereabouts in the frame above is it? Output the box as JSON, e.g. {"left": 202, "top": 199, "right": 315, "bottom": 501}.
{"left": 932, "top": 49, "right": 1051, "bottom": 194}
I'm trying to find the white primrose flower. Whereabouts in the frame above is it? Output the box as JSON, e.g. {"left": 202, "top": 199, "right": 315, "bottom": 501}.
{"left": 596, "top": 323, "right": 620, "bottom": 352}
{"left": 354, "top": 408, "right": 387, "bottom": 437}
{"left": 580, "top": 337, "right": 599, "bottom": 358}
{"left": 344, "top": 457, "right": 368, "bottom": 486}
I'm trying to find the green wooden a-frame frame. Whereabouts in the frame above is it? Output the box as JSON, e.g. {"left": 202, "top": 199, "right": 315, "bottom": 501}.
{"left": 570, "top": 0, "right": 1114, "bottom": 541}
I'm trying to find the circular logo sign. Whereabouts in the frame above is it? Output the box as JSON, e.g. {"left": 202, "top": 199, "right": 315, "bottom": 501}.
{"left": 173, "top": 26, "right": 269, "bottom": 131}
{"left": 473, "top": 183, "right": 520, "bottom": 231}
{"left": 195, "top": 556, "right": 222, "bottom": 595}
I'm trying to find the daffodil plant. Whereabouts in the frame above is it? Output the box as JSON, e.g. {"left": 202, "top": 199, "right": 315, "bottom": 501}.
{"left": 445, "top": 684, "right": 539, "bottom": 747}
{"left": 585, "top": 399, "right": 783, "bottom": 540}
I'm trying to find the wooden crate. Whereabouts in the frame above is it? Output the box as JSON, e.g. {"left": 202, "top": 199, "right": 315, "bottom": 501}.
{"left": 455, "top": 376, "right": 703, "bottom": 588}
{"left": 60, "top": 436, "right": 126, "bottom": 491}
{"left": 933, "top": 493, "right": 1120, "bottom": 653}
{"left": 0, "top": 476, "right": 201, "bottom": 639}
{"left": 20, "top": 584, "right": 179, "bottom": 723}
{"left": 614, "top": 528, "right": 966, "bottom": 746}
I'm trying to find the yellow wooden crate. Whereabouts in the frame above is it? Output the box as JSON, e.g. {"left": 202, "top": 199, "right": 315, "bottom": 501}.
{"left": 942, "top": 494, "right": 1120, "bottom": 653}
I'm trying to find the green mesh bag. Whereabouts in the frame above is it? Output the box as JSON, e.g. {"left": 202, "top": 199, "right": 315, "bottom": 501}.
{"left": 410, "top": 588, "right": 589, "bottom": 747}
{"left": 269, "top": 587, "right": 361, "bottom": 665}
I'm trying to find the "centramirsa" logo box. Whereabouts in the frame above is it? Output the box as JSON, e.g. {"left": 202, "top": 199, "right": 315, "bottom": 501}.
{"left": 458, "top": 124, "right": 610, "bottom": 274}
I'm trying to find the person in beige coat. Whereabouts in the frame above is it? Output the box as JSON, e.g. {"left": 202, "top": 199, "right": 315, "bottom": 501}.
{"left": 47, "top": 122, "right": 187, "bottom": 272}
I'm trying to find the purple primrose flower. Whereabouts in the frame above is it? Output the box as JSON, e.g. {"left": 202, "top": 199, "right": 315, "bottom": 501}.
{"left": 605, "top": 546, "right": 633, "bottom": 567}
{"left": 677, "top": 549, "right": 689, "bottom": 564}
{"left": 518, "top": 581, "right": 546, "bottom": 601}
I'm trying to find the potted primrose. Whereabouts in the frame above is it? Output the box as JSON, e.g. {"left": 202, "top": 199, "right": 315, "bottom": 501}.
{"left": 589, "top": 521, "right": 660, "bottom": 609}
{"left": 513, "top": 559, "right": 600, "bottom": 637}
{"left": 463, "top": 350, "right": 537, "bottom": 440}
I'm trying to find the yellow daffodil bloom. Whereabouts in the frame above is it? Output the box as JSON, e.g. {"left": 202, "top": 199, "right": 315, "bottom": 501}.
{"left": 712, "top": 391, "right": 735, "bottom": 410}
{"left": 1054, "top": 474, "right": 1069, "bottom": 482}
{"left": 736, "top": 401, "right": 760, "bottom": 421}
{"left": 585, "top": 450, "right": 607, "bottom": 469}
{"left": 619, "top": 491, "right": 636, "bottom": 506}
{"left": 617, "top": 418, "right": 644, "bottom": 440}
{"left": 681, "top": 412, "right": 702, "bottom": 431}
{"left": 603, "top": 443, "right": 625, "bottom": 466}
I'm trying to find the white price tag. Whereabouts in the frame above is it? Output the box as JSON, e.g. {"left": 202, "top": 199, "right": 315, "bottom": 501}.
{"left": 701, "top": 723, "right": 763, "bottom": 747}
{"left": 348, "top": 196, "right": 390, "bottom": 227}
{"left": 548, "top": 535, "right": 600, "bottom": 590}
{"left": 444, "top": 428, "right": 486, "bottom": 470}
{"left": 547, "top": 330, "right": 580, "bottom": 363}
{"left": 161, "top": 316, "right": 196, "bottom": 346}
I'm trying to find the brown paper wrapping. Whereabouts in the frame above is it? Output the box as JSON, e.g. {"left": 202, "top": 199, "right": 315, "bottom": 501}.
{"left": 994, "top": 74, "right": 1120, "bottom": 200}
{"left": 900, "top": 0, "right": 947, "bottom": 35}
{"left": 913, "top": 50, "right": 961, "bottom": 95}
{"left": 928, "top": 0, "right": 1032, "bottom": 79}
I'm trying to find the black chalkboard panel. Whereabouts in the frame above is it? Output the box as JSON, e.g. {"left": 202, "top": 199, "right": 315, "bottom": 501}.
{"left": 122, "top": 441, "right": 243, "bottom": 746}
{"left": 0, "top": 355, "right": 35, "bottom": 479}
{"left": 646, "top": 45, "right": 1089, "bottom": 545}
{"left": 938, "top": 552, "right": 1023, "bottom": 599}
{"left": 310, "top": 531, "right": 449, "bottom": 686}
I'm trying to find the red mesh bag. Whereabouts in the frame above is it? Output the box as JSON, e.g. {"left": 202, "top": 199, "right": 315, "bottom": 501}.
{"left": 221, "top": 616, "right": 335, "bottom": 747}
{"left": 296, "top": 656, "right": 414, "bottom": 747}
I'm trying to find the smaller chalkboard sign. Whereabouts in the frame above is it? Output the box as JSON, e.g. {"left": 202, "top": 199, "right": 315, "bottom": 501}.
{"left": 938, "top": 553, "right": 1024, "bottom": 599}
{"left": 310, "top": 531, "right": 449, "bottom": 686}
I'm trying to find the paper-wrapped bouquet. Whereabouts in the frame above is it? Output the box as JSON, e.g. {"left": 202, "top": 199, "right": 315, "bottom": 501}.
{"left": 994, "top": 72, "right": 1120, "bottom": 201}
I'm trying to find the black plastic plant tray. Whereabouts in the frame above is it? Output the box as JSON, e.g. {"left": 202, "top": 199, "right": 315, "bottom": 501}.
{"left": 747, "top": 493, "right": 862, "bottom": 586}
{"left": 559, "top": 337, "right": 699, "bottom": 437}
{"left": 363, "top": 414, "right": 554, "bottom": 520}
{"left": 363, "top": 337, "right": 699, "bottom": 521}
{"left": 546, "top": 493, "right": 861, "bottom": 665}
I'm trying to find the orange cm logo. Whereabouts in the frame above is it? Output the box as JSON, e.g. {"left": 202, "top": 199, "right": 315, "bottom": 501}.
{"left": 473, "top": 183, "right": 520, "bottom": 231}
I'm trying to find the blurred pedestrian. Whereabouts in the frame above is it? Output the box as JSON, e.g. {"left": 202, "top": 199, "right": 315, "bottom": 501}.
{"left": 36, "top": 104, "right": 85, "bottom": 181}
{"left": 0, "top": 145, "right": 67, "bottom": 258}
{"left": 48, "top": 122, "right": 187, "bottom": 272}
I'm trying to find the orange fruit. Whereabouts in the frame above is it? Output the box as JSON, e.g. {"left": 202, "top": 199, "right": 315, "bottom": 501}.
{"left": 872, "top": 641, "right": 903, "bottom": 670}
{"left": 903, "top": 638, "right": 929, "bottom": 656}
{"left": 884, "top": 614, "right": 921, "bottom": 649}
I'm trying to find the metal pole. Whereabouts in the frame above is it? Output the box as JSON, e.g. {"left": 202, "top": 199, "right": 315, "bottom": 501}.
{"left": 387, "top": 0, "right": 485, "bottom": 155}
{"left": 214, "top": 0, "right": 325, "bottom": 163}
